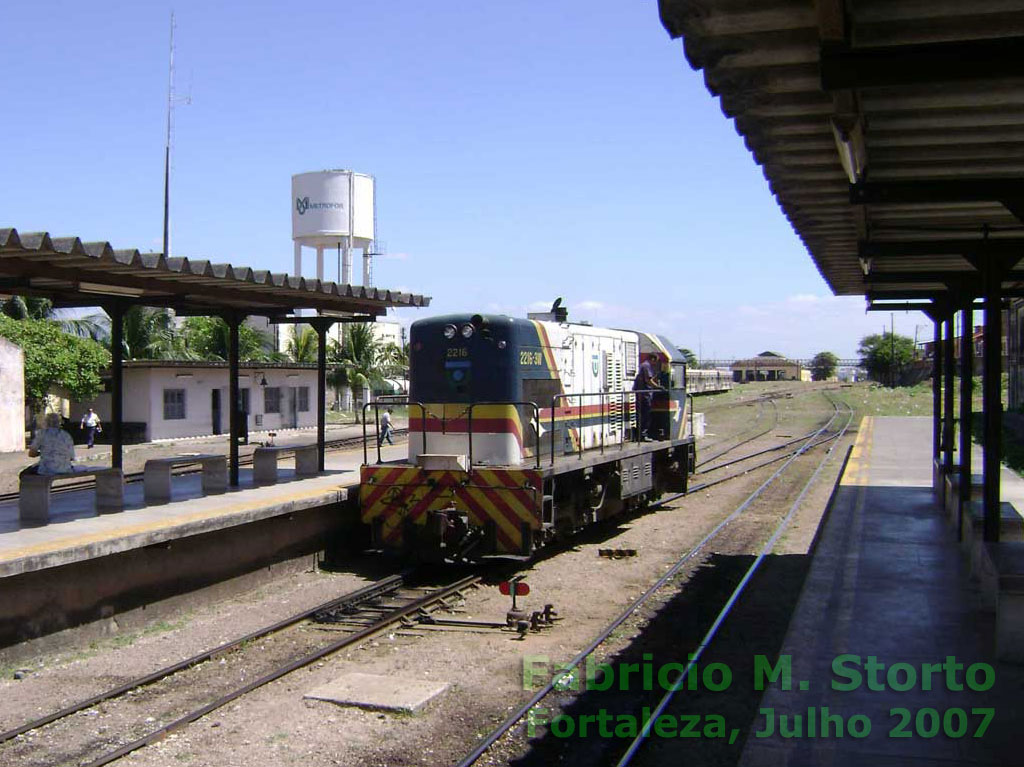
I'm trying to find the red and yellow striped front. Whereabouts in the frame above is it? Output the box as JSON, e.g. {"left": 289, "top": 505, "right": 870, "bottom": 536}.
{"left": 360, "top": 464, "right": 543, "bottom": 554}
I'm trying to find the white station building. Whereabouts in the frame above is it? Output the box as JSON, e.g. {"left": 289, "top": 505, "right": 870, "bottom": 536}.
{"left": 76, "top": 361, "right": 319, "bottom": 442}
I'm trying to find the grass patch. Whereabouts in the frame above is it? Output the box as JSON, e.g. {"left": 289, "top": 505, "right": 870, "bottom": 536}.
{"left": 828, "top": 382, "right": 934, "bottom": 419}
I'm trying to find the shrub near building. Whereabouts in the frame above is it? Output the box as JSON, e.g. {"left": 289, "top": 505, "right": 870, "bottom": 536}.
{"left": 0, "top": 315, "right": 109, "bottom": 414}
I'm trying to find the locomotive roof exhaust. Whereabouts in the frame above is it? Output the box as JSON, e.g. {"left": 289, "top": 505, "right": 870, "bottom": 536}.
{"left": 527, "top": 297, "right": 569, "bottom": 323}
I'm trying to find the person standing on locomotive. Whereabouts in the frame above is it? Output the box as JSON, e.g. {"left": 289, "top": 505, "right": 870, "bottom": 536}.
{"left": 634, "top": 354, "right": 662, "bottom": 441}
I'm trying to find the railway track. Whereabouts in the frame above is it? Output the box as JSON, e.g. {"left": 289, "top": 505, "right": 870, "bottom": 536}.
{"left": 2, "top": 389, "right": 859, "bottom": 765}
{"left": 454, "top": 395, "right": 855, "bottom": 766}
{"left": 0, "top": 571, "right": 478, "bottom": 767}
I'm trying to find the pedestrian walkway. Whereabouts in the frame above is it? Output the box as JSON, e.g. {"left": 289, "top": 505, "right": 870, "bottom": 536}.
{"left": 740, "top": 417, "right": 1024, "bottom": 766}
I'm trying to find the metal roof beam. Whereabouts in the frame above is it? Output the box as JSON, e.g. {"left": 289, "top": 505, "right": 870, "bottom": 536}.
{"left": 850, "top": 179, "right": 1024, "bottom": 221}
{"left": 859, "top": 239, "right": 1024, "bottom": 258}
{"left": 821, "top": 37, "right": 1024, "bottom": 90}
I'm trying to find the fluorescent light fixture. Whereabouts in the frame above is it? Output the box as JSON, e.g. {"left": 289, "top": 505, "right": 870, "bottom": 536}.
{"left": 830, "top": 116, "right": 866, "bottom": 184}
{"left": 175, "top": 372, "right": 194, "bottom": 379}
{"left": 79, "top": 282, "right": 146, "bottom": 297}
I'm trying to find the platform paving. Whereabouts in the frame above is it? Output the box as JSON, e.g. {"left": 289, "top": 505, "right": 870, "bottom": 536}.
{"left": 0, "top": 441, "right": 407, "bottom": 579}
{"left": 740, "top": 417, "right": 1024, "bottom": 766}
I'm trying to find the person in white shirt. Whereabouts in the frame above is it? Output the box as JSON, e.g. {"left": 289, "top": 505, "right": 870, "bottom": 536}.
{"left": 378, "top": 408, "right": 395, "bottom": 447}
{"left": 80, "top": 407, "right": 102, "bottom": 449}
{"left": 22, "top": 412, "right": 76, "bottom": 477}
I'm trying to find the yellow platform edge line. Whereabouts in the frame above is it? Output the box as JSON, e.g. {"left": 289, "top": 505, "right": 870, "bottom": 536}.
{"left": 840, "top": 415, "right": 873, "bottom": 487}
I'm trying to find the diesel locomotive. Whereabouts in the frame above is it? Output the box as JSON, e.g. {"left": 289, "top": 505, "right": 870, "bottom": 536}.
{"left": 359, "top": 303, "right": 697, "bottom": 561}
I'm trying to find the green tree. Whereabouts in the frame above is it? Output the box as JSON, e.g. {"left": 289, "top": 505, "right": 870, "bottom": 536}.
{"left": 1, "top": 295, "right": 106, "bottom": 340}
{"left": 328, "top": 323, "right": 387, "bottom": 416}
{"left": 378, "top": 341, "right": 408, "bottom": 378}
{"left": 810, "top": 351, "right": 839, "bottom": 381}
{"left": 858, "top": 332, "right": 915, "bottom": 386}
{"left": 181, "top": 316, "right": 275, "bottom": 362}
{"left": 119, "top": 306, "right": 192, "bottom": 360}
{"left": 286, "top": 325, "right": 318, "bottom": 363}
{"left": 677, "top": 347, "right": 698, "bottom": 367}
{"left": 0, "top": 315, "right": 110, "bottom": 413}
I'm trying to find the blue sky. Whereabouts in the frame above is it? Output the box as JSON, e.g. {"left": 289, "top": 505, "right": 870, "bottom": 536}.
{"left": 0, "top": 1, "right": 928, "bottom": 359}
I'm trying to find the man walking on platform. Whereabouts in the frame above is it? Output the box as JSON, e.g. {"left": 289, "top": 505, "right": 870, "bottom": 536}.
{"left": 80, "top": 408, "right": 102, "bottom": 449}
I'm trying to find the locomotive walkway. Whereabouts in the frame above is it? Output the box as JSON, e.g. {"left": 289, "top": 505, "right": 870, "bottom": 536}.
{"left": 740, "top": 417, "right": 1024, "bottom": 767}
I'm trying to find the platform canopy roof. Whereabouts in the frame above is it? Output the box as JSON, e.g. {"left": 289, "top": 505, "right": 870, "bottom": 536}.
{"left": 657, "top": 0, "right": 1024, "bottom": 311}
{"left": 0, "top": 228, "right": 430, "bottom": 317}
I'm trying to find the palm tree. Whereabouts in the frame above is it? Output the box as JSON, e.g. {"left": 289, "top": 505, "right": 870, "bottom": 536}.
{"left": 120, "top": 306, "right": 192, "bottom": 360}
{"left": 378, "top": 341, "right": 408, "bottom": 378}
{"left": 677, "top": 347, "right": 699, "bottom": 367}
{"left": 1, "top": 295, "right": 106, "bottom": 340}
{"left": 181, "top": 316, "right": 277, "bottom": 362}
{"left": 286, "top": 325, "right": 318, "bottom": 363}
{"left": 328, "top": 323, "right": 387, "bottom": 417}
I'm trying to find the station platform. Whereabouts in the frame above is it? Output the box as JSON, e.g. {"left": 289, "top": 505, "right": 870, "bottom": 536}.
{"left": 0, "top": 443, "right": 408, "bottom": 578}
{"left": 741, "top": 417, "right": 1024, "bottom": 766}
{"left": 0, "top": 441, "right": 406, "bottom": 650}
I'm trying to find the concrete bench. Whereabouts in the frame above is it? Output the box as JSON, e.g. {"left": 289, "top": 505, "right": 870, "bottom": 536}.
{"left": 976, "top": 542, "right": 1024, "bottom": 663}
{"left": 19, "top": 467, "right": 124, "bottom": 525}
{"left": 253, "top": 443, "right": 318, "bottom": 485}
{"left": 143, "top": 454, "right": 228, "bottom": 504}
{"left": 944, "top": 470, "right": 983, "bottom": 525}
{"left": 963, "top": 501, "right": 1024, "bottom": 590}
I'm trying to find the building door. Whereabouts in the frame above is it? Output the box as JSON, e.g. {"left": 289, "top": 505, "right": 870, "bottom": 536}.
{"left": 211, "top": 388, "right": 222, "bottom": 435}
{"left": 284, "top": 387, "right": 298, "bottom": 429}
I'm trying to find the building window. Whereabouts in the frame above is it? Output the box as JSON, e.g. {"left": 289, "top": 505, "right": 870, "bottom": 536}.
{"left": 264, "top": 386, "right": 281, "bottom": 414}
{"left": 237, "top": 388, "right": 250, "bottom": 414}
{"left": 163, "top": 389, "right": 186, "bottom": 420}
{"left": 297, "top": 386, "right": 310, "bottom": 412}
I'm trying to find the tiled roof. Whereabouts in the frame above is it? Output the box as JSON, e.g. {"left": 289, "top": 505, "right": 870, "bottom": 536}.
{"left": 0, "top": 228, "right": 429, "bottom": 315}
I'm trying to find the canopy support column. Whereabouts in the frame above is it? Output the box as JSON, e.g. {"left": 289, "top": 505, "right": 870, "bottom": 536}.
{"left": 227, "top": 313, "right": 242, "bottom": 487}
{"left": 982, "top": 256, "right": 1004, "bottom": 542}
{"left": 943, "top": 312, "right": 956, "bottom": 471}
{"left": 932, "top": 317, "right": 942, "bottom": 464}
{"left": 104, "top": 300, "right": 125, "bottom": 470}
{"left": 958, "top": 302, "right": 974, "bottom": 538}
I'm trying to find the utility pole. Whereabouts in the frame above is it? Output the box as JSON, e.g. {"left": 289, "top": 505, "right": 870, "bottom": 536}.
{"left": 163, "top": 12, "right": 191, "bottom": 259}
{"left": 891, "top": 312, "right": 896, "bottom": 387}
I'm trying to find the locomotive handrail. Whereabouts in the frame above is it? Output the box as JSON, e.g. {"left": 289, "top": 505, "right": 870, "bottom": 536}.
{"left": 362, "top": 398, "right": 431, "bottom": 464}
{"left": 549, "top": 387, "right": 687, "bottom": 466}
{"left": 466, "top": 402, "right": 541, "bottom": 470}
{"left": 549, "top": 389, "right": 633, "bottom": 466}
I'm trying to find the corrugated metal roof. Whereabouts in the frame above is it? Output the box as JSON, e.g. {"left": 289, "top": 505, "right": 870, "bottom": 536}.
{"left": 658, "top": 0, "right": 1024, "bottom": 301}
{"left": 0, "top": 228, "right": 430, "bottom": 315}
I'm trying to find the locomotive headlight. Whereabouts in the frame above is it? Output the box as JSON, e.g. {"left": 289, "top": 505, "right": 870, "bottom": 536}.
{"left": 461, "top": 324, "right": 475, "bottom": 339}
{"left": 497, "top": 340, "right": 507, "bottom": 349}
{"left": 443, "top": 324, "right": 457, "bottom": 340}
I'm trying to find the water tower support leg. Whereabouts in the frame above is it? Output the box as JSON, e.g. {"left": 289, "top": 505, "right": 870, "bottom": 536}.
{"left": 293, "top": 241, "right": 302, "bottom": 278}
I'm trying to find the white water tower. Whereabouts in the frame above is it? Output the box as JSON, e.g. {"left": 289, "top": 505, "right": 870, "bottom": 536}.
{"left": 291, "top": 170, "right": 375, "bottom": 284}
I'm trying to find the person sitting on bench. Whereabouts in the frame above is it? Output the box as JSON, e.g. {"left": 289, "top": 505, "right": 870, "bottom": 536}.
{"left": 21, "top": 412, "right": 76, "bottom": 478}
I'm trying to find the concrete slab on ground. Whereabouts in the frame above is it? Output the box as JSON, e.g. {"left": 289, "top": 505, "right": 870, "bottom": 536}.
{"left": 304, "top": 672, "right": 449, "bottom": 713}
